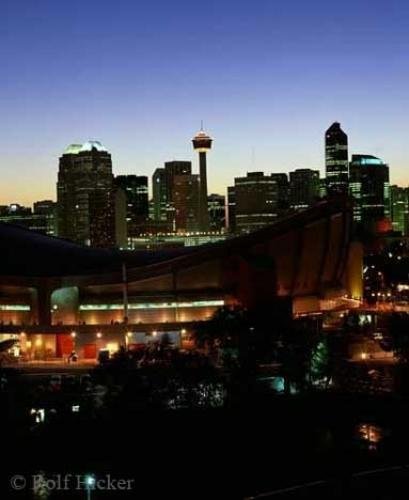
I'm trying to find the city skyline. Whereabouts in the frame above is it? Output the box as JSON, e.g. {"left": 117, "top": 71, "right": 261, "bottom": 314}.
{"left": 1, "top": 120, "right": 408, "bottom": 207}
{"left": 1, "top": 0, "right": 409, "bottom": 205}
{"left": 3, "top": 3, "right": 409, "bottom": 498}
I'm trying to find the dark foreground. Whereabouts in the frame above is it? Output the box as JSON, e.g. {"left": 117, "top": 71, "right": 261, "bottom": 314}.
{"left": 2, "top": 390, "right": 409, "bottom": 499}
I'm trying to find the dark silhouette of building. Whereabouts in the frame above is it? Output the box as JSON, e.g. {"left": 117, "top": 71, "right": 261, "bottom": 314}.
{"left": 270, "top": 173, "right": 290, "bottom": 214}
{"left": 152, "top": 167, "right": 168, "bottom": 222}
{"left": 57, "top": 141, "right": 115, "bottom": 247}
{"left": 349, "top": 154, "right": 390, "bottom": 232}
{"left": 114, "top": 175, "right": 149, "bottom": 237}
{"left": 0, "top": 203, "right": 31, "bottom": 225}
{"left": 33, "top": 200, "right": 57, "bottom": 235}
{"left": 114, "top": 188, "right": 127, "bottom": 248}
{"left": 0, "top": 202, "right": 57, "bottom": 236}
{"left": 234, "top": 172, "right": 280, "bottom": 233}
{"left": 227, "top": 186, "right": 236, "bottom": 233}
{"left": 192, "top": 129, "right": 212, "bottom": 232}
{"left": 173, "top": 174, "right": 200, "bottom": 233}
{"left": 34, "top": 200, "right": 55, "bottom": 215}
{"left": 319, "top": 178, "right": 327, "bottom": 199}
{"left": 161, "top": 161, "right": 193, "bottom": 228}
{"left": 390, "top": 185, "right": 409, "bottom": 236}
{"left": 325, "top": 122, "right": 349, "bottom": 195}
{"left": 208, "top": 194, "right": 226, "bottom": 232}
{"left": 289, "top": 169, "right": 320, "bottom": 210}
{"left": 164, "top": 161, "right": 192, "bottom": 202}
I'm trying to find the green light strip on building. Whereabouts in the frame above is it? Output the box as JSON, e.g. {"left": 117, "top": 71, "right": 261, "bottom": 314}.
{"left": 0, "top": 305, "right": 30, "bottom": 311}
{"left": 79, "top": 300, "right": 224, "bottom": 311}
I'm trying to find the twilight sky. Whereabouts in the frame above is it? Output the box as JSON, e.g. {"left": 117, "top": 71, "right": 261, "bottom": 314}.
{"left": 1, "top": 0, "right": 409, "bottom": 205}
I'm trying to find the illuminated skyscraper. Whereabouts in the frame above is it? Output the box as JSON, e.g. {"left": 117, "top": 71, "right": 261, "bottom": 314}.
{"left": 192, "top": 129, "right": 212, "bottom": 232}
{"left": 57, "top": 141, "right": 115, "bottom": 247}
{"left": 390, "top": 185, "right": 408, "bottom": 235}
{"left": 325, "top": 122, "right": 349, "bottom": 195}
{"left": 349, "top": 154, "right": 390, "bottom": 232}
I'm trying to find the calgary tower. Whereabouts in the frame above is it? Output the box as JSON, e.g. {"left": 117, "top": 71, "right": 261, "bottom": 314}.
{"left": 192, "top": 126, "right": 212, "bottom": 232}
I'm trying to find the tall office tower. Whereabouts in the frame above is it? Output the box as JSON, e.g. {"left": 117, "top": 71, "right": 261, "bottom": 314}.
{"left": 164, "top": 161, "right": 192, "bottom": 225}
{"left": 390, "top": 185, "right": 409, "bottom": 235}
{"left": 173, "top": 174, "right": 200, "bottom": 233}
{"left": 289, "top": 169, "right": 320, "bottom": 210}
{"left": 114, "top": 175, "right": 149, "bottom": 237}
{"left": 152, "top": 167, "right": 168, "bottom": 221}
{"left": 325, "top": 122, "right": 349, "bottom": 195}
{"left": 349, "top": 154, "right": 390, "bottom": 232}
{"left": 234, "top": 172, "right": 279, "bottom": 233}
{"left": 164, "top": 161, "right": 192, "bottom": 201}
{"left": 57, "top": 141, "right": 115, "bottom": 247}
{"left": 192, "top": 129, "right": 212, "bottom": 232}
{"left": 227, "top": 186, "right": 236, "bottom": 233}
{"left": 207, "top": 194, "right": 226, "bottom": 232}
{"left": 270, "top": 173, "right": 290, "bottom": 214}
{"left": 33, "top": 200, "right": 57, "bottom": 236}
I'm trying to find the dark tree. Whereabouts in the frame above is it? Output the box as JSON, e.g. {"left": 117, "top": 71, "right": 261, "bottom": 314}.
{"left": 389, "top": 313, "right": 409, "bottom": 395}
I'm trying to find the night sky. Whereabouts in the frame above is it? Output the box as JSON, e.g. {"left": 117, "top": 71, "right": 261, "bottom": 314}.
{"left": 1, "top": 0, "right": 409, "bottom": 205}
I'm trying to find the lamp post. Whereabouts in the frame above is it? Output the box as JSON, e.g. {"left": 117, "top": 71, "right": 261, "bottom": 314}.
{"left": 84, "top": 474, "right": 95, "bottom": 500}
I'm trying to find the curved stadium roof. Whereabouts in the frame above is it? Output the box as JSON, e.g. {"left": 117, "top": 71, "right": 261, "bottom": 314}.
{"left": 0, "top": 223, "right": 196, "bottom": 278}
{"left": 0, "top": 199, "right": 351, "bottom": 286}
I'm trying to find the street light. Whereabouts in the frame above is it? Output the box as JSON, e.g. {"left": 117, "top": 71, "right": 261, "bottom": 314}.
{"left": 84, "top": 474, "right": 95, "bottom": 500}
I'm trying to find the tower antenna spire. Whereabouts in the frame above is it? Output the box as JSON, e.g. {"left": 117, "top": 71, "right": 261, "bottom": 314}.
{"left": 200, "top": 120, "right": 204, "bottom": 131}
